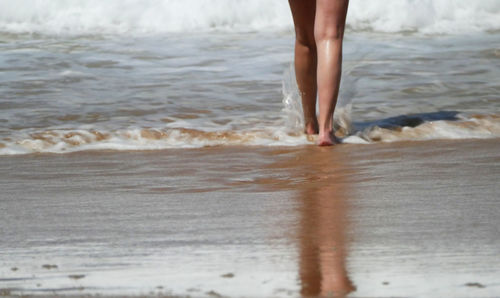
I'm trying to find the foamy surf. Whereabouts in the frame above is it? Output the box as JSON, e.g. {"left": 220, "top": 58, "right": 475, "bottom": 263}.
{"left": 0, "top": 127, "right": 310, "bottom": 155}
{"left": 0, "top": 0, "right": 499, "bottom": 35}
{"left": 345, "top": 114, "right": 500, "bottom": 144}
{"left": 1, "top": 114, "right": 498, "bottom": 155}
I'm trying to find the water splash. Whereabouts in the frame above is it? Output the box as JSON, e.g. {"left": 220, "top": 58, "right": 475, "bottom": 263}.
{"left": 281, "top": 60, "right": 359, "bottom": 137}
{"left": 281, "top": 64, "right": 303, "bottom": 133}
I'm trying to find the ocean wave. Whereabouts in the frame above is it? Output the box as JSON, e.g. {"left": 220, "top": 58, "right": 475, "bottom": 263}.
{"left": 346, "top": 113, "right": 500, "bottom": 144}
{"left": 0, "top": 114, "right": 498, "bottom": 155}
{"left": 0, "top": 0, "right": 499, "bottom": 36}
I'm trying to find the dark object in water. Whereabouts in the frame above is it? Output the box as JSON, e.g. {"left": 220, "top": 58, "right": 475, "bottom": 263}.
{"left": 465, "top": 282, "right": 486, "bottom": 288}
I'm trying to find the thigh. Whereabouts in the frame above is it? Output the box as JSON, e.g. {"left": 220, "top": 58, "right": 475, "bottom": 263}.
{"left": 289, "top": 0, "right": 316, "bottom": 46}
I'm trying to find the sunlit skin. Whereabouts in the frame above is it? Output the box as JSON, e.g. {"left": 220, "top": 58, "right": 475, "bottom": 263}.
{"left": 289, "top": 0, "right": 349, "bottom": 146}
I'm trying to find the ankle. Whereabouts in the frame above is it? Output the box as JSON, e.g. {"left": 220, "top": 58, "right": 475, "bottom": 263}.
{"left": 304, "top": 120, "right": 319, "bottom": 135}
{"left": 319, "top": 127, "right": 333, "bottom": 136}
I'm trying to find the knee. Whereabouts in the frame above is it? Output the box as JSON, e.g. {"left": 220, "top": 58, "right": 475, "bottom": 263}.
{"left": 295, "top": 29, "right": 316, "bottom": 52}
{"left": 315, "top": 23, "right": 345, "bottom": 42}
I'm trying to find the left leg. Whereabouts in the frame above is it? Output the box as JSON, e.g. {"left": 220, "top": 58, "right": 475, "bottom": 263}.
{"left": 314, "top": 0, "right": 349, "bottom": 145}
{"left": 289, "top": 0, "right": 318, "bottom": 135}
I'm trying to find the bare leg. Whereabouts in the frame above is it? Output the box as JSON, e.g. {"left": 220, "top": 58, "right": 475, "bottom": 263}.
{"left": 315, "top": 0, "right": 349, "bottom": 146}
{"left": 289, "top": 0, "right": 318, "bottom": 135}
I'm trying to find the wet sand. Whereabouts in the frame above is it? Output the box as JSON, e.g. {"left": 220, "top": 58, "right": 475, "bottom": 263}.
{"left": 1, "top": 138, "right": 499, "bottom": 297}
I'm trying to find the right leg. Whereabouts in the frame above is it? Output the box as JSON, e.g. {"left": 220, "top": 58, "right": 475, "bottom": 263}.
{"left": 315, "top": 0, "right": 349, "bottom": 146}
{"left": 289, "top": 0, "right": 318, "bottom": 135}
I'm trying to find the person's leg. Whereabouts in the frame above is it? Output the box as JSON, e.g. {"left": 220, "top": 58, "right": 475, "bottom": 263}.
{"left": 314, "top": 0, "right": 349, "bottom": 145}
{"left": 289, "top": 0, "right": 318, "bottom": 135}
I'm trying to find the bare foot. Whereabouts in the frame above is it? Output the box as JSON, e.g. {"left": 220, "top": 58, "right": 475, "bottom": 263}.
{"left": 317, "top": 131, "right": 338, "bottom": 146}
{"left": 304, "top": 120, "right": 319, "bottom": 135}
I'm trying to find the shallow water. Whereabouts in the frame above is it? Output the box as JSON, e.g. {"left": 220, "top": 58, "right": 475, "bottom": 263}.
{"left": 0, "top": 32, "right": 499, "bottom": 154}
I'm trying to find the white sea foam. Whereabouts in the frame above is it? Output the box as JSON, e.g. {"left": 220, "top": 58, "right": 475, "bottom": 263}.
{"left": 344, "top": 114, "right": 500, "bottom": 144}
{"left": 0, "top": 114, "right": 498, "bottom": 155}
{"left": 0, "top": 0, "right": 499, "bottom": 35}
{"left": 348, "top": 0, "right": 500, "bottom": 34}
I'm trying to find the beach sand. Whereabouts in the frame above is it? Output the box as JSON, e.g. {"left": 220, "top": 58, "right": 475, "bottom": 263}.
{"left": 1, "top": 138, "right": 499, "bottom": 297}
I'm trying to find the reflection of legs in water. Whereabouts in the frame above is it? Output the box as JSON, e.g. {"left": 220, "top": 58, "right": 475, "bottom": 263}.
{"left": 297, "top": 150, "right": 355, "bottom": 297}
{"left": 317, "top": 186, "right": 355, "bottom": 297}
{"left": 289, "top": 0, "right": 349, "bottom": 146}
{"left": 300, "top": 185, "right": 355, "bottom": 297}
